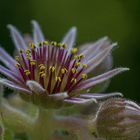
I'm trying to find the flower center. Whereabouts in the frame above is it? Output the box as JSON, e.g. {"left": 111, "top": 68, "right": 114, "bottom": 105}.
{"left": 15, "top": 41, "right": 88, "bottom": 94}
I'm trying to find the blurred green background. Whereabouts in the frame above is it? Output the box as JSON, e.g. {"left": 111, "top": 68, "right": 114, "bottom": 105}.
{"left": 0, "top": 0, "right": 139, "bottom": 102}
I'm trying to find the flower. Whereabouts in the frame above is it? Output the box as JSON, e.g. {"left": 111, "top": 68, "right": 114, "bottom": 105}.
{"left": 0, "top": 21, "right": 129, "bottom": 107}
{"left": 95, "top": 98, "right": 140, "bottom": 140}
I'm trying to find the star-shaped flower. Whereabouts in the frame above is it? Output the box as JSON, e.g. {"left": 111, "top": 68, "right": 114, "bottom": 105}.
{"left": 0, "top": 21, "right": 129, "bottom": 107}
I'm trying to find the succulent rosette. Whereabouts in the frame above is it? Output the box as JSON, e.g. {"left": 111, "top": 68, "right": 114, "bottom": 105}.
{"left": 0, "top": 21, "right": 129, "bottom": 108}
{"left": 94, "top": 98, "right": 140, "bottom": 140}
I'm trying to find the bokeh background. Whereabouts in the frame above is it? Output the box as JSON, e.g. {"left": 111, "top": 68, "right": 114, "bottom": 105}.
{"left": 0, "top": 0, "right": 139, "bottom": 102}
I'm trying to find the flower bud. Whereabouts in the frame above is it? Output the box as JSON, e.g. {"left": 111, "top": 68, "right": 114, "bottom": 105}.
{"left": 96, "top": 98, "right": 140, "bottom": 140}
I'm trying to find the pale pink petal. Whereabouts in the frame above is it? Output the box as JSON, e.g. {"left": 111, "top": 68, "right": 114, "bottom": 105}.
{"left": 75, "top": 68, "right": 129, "bottom": 91}
{"left": 48, "top": 92, "right": 68, "bottom": 100}
{"left": 64, "top": 97, "right": 96, "bottom": 104}
{"left": 62, "top": 27, "right": 77, "bottom": 53}
{"left": 0, "top": 65, "right": 23, "bottom": 84}
{"left": 0, "top": 47, "right": 16, "bottom": 69}
{"left": 31, "top": 20, "right": 45, "bottom": 44}
{"left": 79, "top": 36, "right": 109, "bottom": 51}
{"left": 79, "top": 38, "right": 114, "bottom": 92}
{"left": 7, "top": 25, "right": 27, "bottom": 50}
{"left": 79, "top": 36, "right": 111, "bottom": 62}
{"left": 90, "top": 52, "right": 113, "bottom": 92}
{"left": 26, "top": 80, "right": 45, "bottom": 94}
{"left": 0, "top": 79, "right": 31, "bottom": 94}
{"left": 80, "top": 92, "right": 123, "bottom": 101}
{"left": 85, "top": 43, "right": 116, "bottom": 74}
{"left": 23, "top": 34, "right": 33, "bottom": 45}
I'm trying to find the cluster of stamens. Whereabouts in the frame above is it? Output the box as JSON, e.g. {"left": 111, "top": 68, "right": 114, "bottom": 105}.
{"left": 15, "top": 41, "right": 88, "bottom": 94}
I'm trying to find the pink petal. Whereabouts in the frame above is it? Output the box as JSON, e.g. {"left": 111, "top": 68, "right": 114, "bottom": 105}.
{"left": 85, "top": 43, "right": 116, "bottom": 73}
{"left": 79, "top": 36, "right": 111, "bottom": 62}
{"left": 64, "top": 97, "right": 96, "bottom": 104}
{"left": 31, "top": 20, "right": 45, "bottom": 44}
{"left": 62, "top": 27, "right": 77, "bottom": 53}
{"left": 7, "top": 25, "right": 27, "bottom": 50}
{"left": 80, "top": 92, "right": 123, "bottom": 101}
{"left": 0, "top": 79, "right": 31, "bottom": 94}
{"left": 0, "top": 47, "right": 16, "bottom": 70}
{"left": 0, "top": 65, "right": 23, "bottom": 84}
{"left": 75, "top": 68, "right": 129, "bottom": 91}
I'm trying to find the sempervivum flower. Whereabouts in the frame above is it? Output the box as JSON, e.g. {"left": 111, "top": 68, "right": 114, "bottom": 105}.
{"left": 95, "top": 98, "right": 140, "bottom": 140}
{"left": 0, "top": 21, "right": 129, "bottom": 107}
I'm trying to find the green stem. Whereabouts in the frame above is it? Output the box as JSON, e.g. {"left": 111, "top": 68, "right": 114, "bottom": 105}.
{"left": 31, "top": 108, "right": 55, "bottom": 140}
{"left": 0, "top": 98, "right": 33, "bottom": 134}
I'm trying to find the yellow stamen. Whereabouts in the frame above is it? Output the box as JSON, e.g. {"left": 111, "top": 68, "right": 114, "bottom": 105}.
{"left": 26, "top": 50, "right": 31, "bottom": 55}
{"left": 30, "top": 60, "right": 36, "bottom": 65}
{"left": 51, "top": 41, "right": 57, "bottom": 46}
{"left": 43, "top": 41, "right": 49, "bottom": 45}
{"left": 24, "top": 70, "right": 30, "bottom": 76}
{"left": 57, "top": 43, "right": 62, "bottom": 47}
{"left": 82, "top": 64, "right": 87, "bottom": 68}
{"left": 71, "top": 78, "right": 77, "bottom": 83}
{"left": 39, "top": 71, "right": 46, "bottom": 78}
{"left": 56, "top": 76, "right": 61, "bottom": 82}
{"left": 15, "top": 56, "right": 19, "bottom": 61}
{"left": 39, "top": 65, "right": 46, "bottom": 70}
{"left": 74, "top": 55, "right": 79, "bottom": 59}
{"left": 39, "top": 71, "right": 44, "bottom": 75}
{"left": 49, "top": 66, "right": 55, "bottom": 72}
{"left": 61, "top": 68, "right": 68, "bottom": 74}
{"left": 79, "top": 53, "right": 85, "bottom": 59}
{"left": 15, "top": 63, "right": 21, "bottom": 67}
{"left": 40, "top": 73, "right": 46, "bottom": 78}
{"left": 29, "top": 43, "right": 36, "bottom": 49}
{"left": 39, "top": 64, "right": 44, "bottom": 67}
{"left": 81, "top": 73, "right": 87, "bottom": 79}
{"left": 71, "top": 48, "right": 78, "bottom": 54}
{"left": 26, "top": 55, "right": 31, "bottom": 60}
{"left": 75, "top": 62, "right": 81, "bottom": 67}
{"left": 62, "top": 43, "right": 67, "bottom": 48}
{"left": 39, "top": 42, "right": 43, "bottom": 47}
{"left": 71, "top": 68, "right": 77, "bottom": 73}
{"left": 19, "top": 49, "right": 23, "bottom": 53}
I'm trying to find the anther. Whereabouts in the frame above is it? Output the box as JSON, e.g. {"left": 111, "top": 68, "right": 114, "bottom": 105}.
{"left": 56, "top": 76, "right": 61, "bottom": 82}
{"left": 49, "top": 66, "right": 55, "bottom": 72}
{"left": 39, "top": 64, "right": 43, "bottom": 67}
{"left": 75, "top": 62, "right": 81, "bottom": 67}
{"left": 62, "top": 43, "right": 67, "bottom": 48}
{"left": 39, "top": 72, "right": 46, "bottom": 78}
{"left": 19, "top": 49, "right": 23, "bottom": 53}
{"left": 40, "top": 65, "right": 46, "bottom": 70}
{"left": 81, "top": 73, "right": 87, "bottom": 79}
{"left": 29, "top": 43, "right": 36, "bottom": 49}
{"left": 30, "top": 60, "right": 36, "bottom": 65}
{"left": 82, "top": 64, "right": 87, "bottom": 68}
{"left": 71, "top": 48, "right": 78, "bottom": 54}
{"left": 51, "top": 41, "right": 57, "bottom": 46}
{"left": 71, "top": 78, "right": 77, "bottom": 83}
{"left": 26, "top": 50, "right": 31, "bottom": 55}
{"left": 40, "top": 73, "right": 46, "bottom": 78}
{"left": 39, "top": 42, "right": 43, "bottom": 47}
{"left": 15, "top": 56, "right": 19, "bottom": 61}
{"left": 43, "top": 41, "right": 49, "bottom": 45}
{"left": 79, "top": 53, "right": 85, "bottom": 59}
{"left": 26, "top": 55, "right": 31, "bottom": 60}
{"left": 15, "top": 63, "right": 21, "bottom": 67}
{"left": 71, "top": 68, "right": 77, "bottom": 74}
{"left": 61, "top": 68, "right": 68, "bottom": 74}
{"left": 57, "top": 43, "right": 62, "bottom": 47}
{"left": 24, "top": 70, "right": 30, "bottom": 76}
